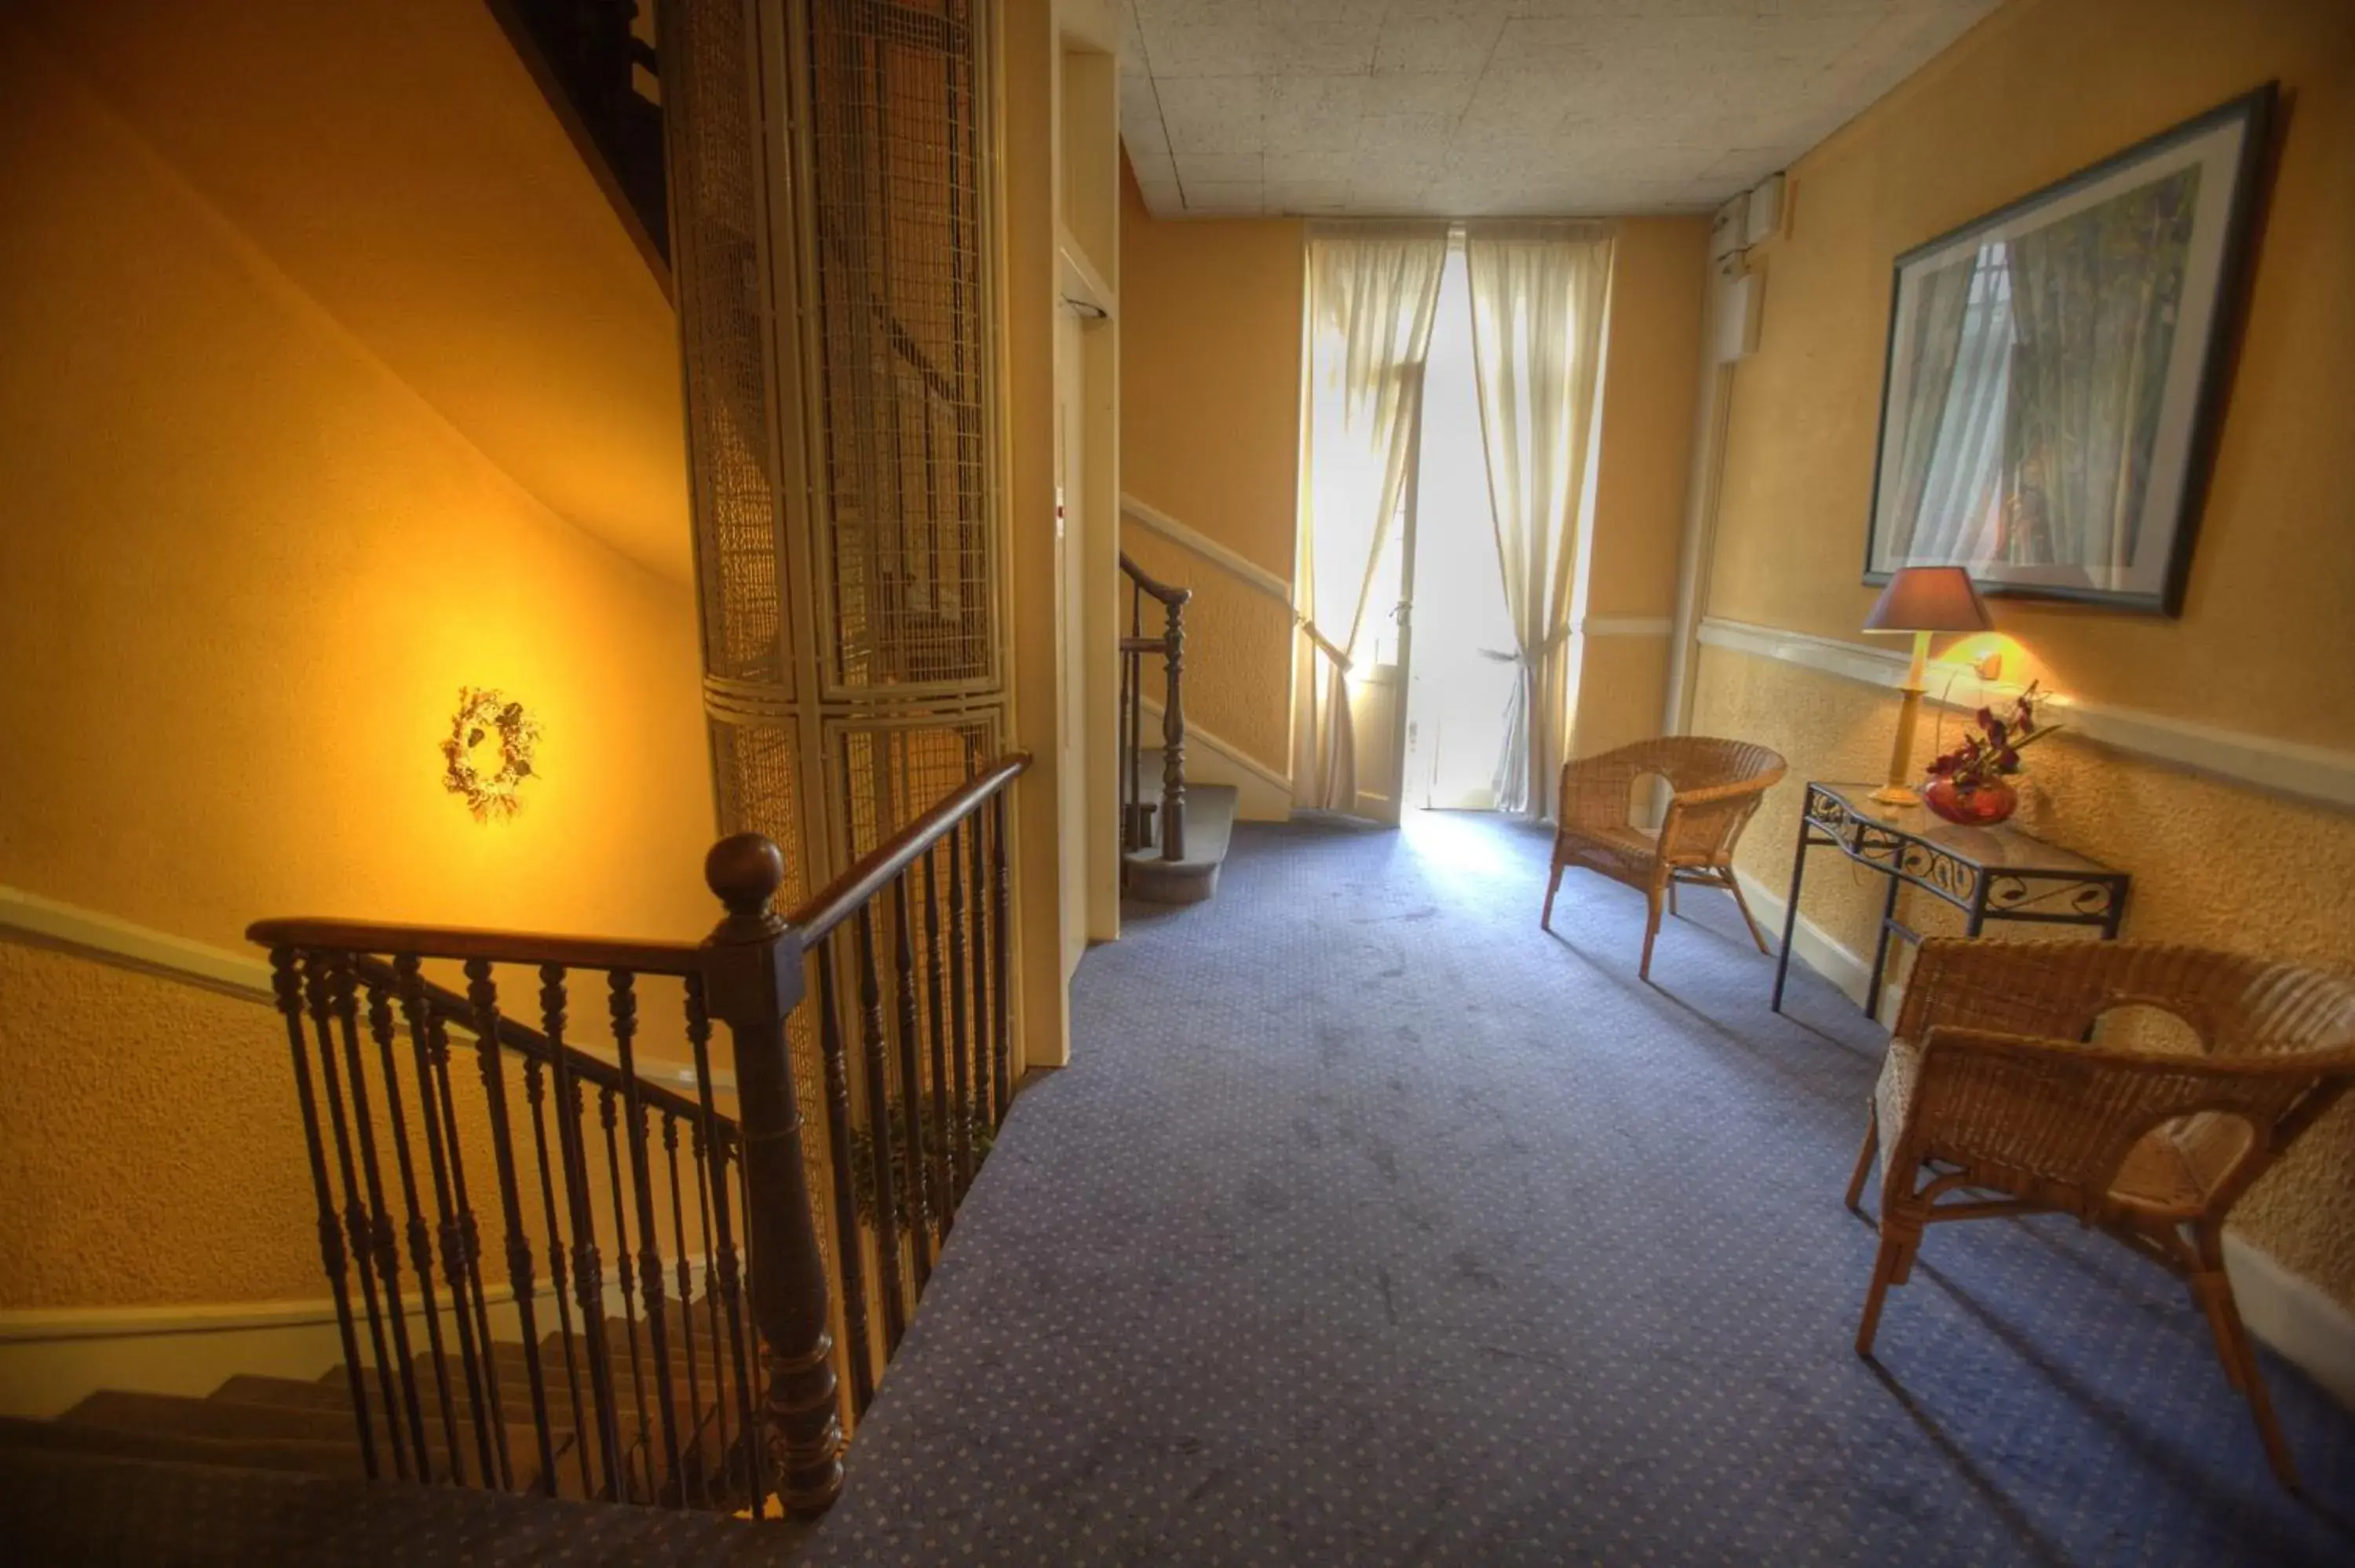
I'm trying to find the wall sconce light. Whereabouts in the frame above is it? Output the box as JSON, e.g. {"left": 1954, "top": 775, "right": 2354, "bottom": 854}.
{"left": 440, "top": 687, "right": 541, "bottom": 822}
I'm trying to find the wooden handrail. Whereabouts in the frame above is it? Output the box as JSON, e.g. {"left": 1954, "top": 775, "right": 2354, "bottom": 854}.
{"left": 1118, "top": 551, "right": 1192, "bottom": 607}
{"left": 790, "top": 752, "right": 1032, "bottom": 943}
{"left": 247, "top": 917, "right": 705, "bottom": 975}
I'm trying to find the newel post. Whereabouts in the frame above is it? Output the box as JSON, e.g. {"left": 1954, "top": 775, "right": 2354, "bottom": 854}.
{"left": 1160, "top": 596, "right": 1188, "bottom": 862}
{"left": 700, "top": 833, "right": 845, "bottom": 1516}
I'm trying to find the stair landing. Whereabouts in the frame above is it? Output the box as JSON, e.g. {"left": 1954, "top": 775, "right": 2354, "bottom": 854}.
{"left": 1123, "top": 756, "right": 1237, "bottom": 906}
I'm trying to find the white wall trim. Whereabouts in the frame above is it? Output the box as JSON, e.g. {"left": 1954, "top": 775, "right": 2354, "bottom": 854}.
{"left": 1740, "top": 866, "right": 2355, "bottom": 1411}
{"left": 1138, "top": 695, "right": 1292, "bottom": 821}
{"left": 1697, "top": 615, "right": 2355, "bottom": 814}
{"left": 0, "top": 884, "right": 729, "bottom": 1092}
{"left": 2225, "top": 1237, "right": 2355, "bottom": 1410}
{"left": 1120, "top": 493, "right": 1292, "bottom": 604}
{"left": 1, "top": 884, "right": 274, "bottom": 1003}
{"left": 1579, "top": 615, "right": 1673, "bottom": 637}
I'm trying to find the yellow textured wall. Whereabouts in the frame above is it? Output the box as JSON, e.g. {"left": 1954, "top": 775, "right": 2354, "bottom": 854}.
{"left": 0, "top": 24, "right": 714, "bottom": 1310}
{"left": 1710, "top": 0, "right": 2355, "bottom": 746}
{"left": 1118, "top": 164, "right": 1304, "bottom": 774}
{"left": 1119, "top": 166, "right": 1305, "bottom": 581}
{"left": 1117, "top": 524, "right": 1294, "bottom": 771}
{"left": 1691, "top": 0, "right": 2355, "bottom": 1307}
{"left": 1586, "top": 217, "right": 1709, "bottom": 618}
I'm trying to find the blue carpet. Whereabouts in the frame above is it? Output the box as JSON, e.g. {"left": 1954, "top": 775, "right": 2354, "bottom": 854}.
{"left": 804, "top": 811, "right": 2355, "bottom": 1565}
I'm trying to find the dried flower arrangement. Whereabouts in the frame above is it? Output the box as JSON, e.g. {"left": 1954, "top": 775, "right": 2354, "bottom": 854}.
{"left": 1923, "top": 680, "right": 2057, "bottom": 826}
{"left": 441, "top": 687, "right": 541, "bottom": 822}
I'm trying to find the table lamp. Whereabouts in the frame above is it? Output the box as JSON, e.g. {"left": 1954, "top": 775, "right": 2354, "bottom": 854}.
{"left": 1863, "top": 565, "right": 1991, "bottom": 806}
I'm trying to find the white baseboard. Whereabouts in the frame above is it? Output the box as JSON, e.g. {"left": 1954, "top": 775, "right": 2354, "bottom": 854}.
{"left": 2225, "top": 1237, "right": 2355, "bottom": 1410}
{"left": 0, "top": 1260, "right": 710, "bottom": 1419}
{"left": 1734, "top": 866, "right": 1881, "bottom": 1012}
{"left": 1137, "top": 698, "right": 1291, "bottom": 822}
{"left": 1747, "top": 867, "right": 2355, "bottom": 1410}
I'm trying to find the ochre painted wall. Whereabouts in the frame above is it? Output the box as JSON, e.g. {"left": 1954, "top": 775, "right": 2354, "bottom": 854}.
{"left": 1119, "top": 166, "right": 1305, "bottom": 775}
{"left": 1573, "top": 217, "right": 1710, "bottom": 759}
{"left": 0, "top": 23, "right": 714, "bottom": 1310}
{"left": 1709, "top": 0, "right": 2355, "bottom": 746}
{"left": 1692, "top": 0, "right": 2355, "bottom": 1307}
{"left": 1119, "top": 167, "right": 1305, "bottom": 582}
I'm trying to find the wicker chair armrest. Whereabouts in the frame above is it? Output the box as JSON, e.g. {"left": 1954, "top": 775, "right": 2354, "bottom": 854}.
{"left": 1902, "top": 1024, "right": 2344, "bottom": 1204}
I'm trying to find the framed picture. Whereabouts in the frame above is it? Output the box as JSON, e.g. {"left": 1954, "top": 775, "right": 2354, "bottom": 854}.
{"left": 1862, "top": 84, "right": 2274, "bottom": 614}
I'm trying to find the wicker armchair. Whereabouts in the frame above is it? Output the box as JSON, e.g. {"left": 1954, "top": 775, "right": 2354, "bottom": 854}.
{"left": 1540, "top": 737, "right": 1787, "bottom": 979}
{"left": 1846, "top": 939, "right": 2355, "bottom": 1491}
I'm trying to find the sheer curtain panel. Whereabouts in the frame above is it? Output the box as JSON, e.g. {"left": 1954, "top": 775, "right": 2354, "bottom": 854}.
{"left": 1291, "top": 223, "right": 1450, "bottom": 813}
{"left": 1465, "top": 221, "right": 1614, "bottom": 818}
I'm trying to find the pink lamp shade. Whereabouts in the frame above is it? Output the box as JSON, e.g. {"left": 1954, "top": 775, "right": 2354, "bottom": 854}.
{"left": 1864, "top": 565, "right": 1992, "bottom": 633}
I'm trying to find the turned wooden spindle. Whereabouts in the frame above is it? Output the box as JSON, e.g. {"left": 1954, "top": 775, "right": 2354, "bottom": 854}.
{"left": 699, "top": 833, "right": 845, "bottom": 1518}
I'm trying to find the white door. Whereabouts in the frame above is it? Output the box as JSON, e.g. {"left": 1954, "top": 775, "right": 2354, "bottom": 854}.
{"left": 1342, "top": 422, "right": 1420, "bottom": 826}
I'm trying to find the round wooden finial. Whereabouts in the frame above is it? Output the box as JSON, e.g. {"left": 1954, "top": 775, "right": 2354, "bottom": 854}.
{"left": 706, "top": 833, "right": 786, "bottom": 921}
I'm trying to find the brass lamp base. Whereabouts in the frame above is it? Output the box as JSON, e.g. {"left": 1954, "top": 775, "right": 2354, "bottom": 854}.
{"left": 1870, "top": 783, "right": 1922, "bottom": 808}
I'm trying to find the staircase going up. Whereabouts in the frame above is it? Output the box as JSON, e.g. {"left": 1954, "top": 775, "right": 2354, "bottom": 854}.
{"left": 1119, "top": 553, "right": 1240, "bottom": 906}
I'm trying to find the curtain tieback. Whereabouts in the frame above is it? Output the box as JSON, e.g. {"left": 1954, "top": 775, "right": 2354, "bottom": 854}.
{"left": 1294, "top": 610, "right": 1353, "bottom": 674}
{"left": 1477, "top": 626, "right": 1569, "bottom": 668}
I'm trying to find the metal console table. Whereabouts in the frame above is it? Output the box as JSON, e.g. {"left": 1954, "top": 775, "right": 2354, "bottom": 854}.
{"left": 1769, "top": 781, "right": 2131, "bottom": 1021}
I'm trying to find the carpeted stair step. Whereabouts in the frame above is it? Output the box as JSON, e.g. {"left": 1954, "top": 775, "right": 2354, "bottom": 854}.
{"left": 0, "top": 1411, "right": 368, "bottom": 1480}
{"left": 1125, "top": 753, "right": 1238, "bottom": 905}
{"left": 60, "top": 1389, "right": 569, "bottom": 1494}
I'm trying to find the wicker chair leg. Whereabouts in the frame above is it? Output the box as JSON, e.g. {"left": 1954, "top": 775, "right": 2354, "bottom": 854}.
{"left": 1727, "top": 876, "right": 1770, "bottom": 954}
{"left": 1639, "top": 877, "right": 1666, "bottom": 979}
{"left": 1856, "top": 1227, "right": 1910, "bottom": 1356}
{"left": 2190, "top": 1265, "right": 2302, "bottom": 1491}
{"left": 1541, "top": 859, "right": 1565, "bottom": 932}
{"left": 1844, "top": 1105, "right": 1879, "bottom": 1215}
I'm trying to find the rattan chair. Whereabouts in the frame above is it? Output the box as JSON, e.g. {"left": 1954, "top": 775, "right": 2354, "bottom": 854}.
{"left": 1846, "top": 938, "right": 2355, "bottom": 1491}
{"left": 1539, "top": 737, "right": 1787, "bottom": 979}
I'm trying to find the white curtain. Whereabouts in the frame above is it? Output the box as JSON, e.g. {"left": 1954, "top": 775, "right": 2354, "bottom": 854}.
{"left": 1292, "top": 223, "right": 1450, "bottom": 812}
{"left": 1465, "top": 221, "right": 1614, "bottom": 819}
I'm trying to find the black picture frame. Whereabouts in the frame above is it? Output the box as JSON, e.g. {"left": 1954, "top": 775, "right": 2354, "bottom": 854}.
{"left": 1860, "top": 82, "right": 2276, "bottom": 615}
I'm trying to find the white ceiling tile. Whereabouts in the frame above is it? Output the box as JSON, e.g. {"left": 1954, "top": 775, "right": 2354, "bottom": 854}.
{"left": 1120, "top": 0, "right": 1990, "bottom": 218}
{"left": 1125, "top": 135, "right": 1178, "bottom": 183}
{"left": 1263, "top": 181, "right": 1354, "bottom": 214}
{"left": 1138, "top": 177, "right": 1185, "bottom": 216}
{"left": 1136, "top": 15, "right": 1266, "bottom": 78}
{"left": 1156, "top": 75, "right": 1266, "bottom": 154}
{"left": 1175, "top": 150, "right": 1265, "bottom": 184}
{"left": 1375, "top": 13, "right": 1508, "bottom": 76}
{"left": 1265, "top": 75, "right": 1366, "bottom": 155}
{"left": 1265, "top": 14, "right": 1383, "bottom": 76}
{"left": 1183, "top": 181, "right": 1267, "bottom": 213}
{"left": 1373, "top": 71, "right": 1481, "bottom": 119}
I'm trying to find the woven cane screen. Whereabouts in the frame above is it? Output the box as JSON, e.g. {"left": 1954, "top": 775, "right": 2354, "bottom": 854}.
{"left": 665, "top": 0, "right": 786, "bottom": 687}
{"left": 828, "top": 709, "right": 1002, "bottom": 863}
{"left": 808, "top": 0, "right": 997, "bottom": 698}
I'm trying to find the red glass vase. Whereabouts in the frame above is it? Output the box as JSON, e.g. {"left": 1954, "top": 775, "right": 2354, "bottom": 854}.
{"left": 1922, "top": 775, "right": 2017, "bottom": 827}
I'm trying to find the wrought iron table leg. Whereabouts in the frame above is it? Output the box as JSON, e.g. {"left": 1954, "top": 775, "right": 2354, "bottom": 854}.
{"left": 1864, "top": 868, "right": 1902, "bottom": 1023}
{"left": 1771, "top": 826, "right": 1811, "bottom": 1013}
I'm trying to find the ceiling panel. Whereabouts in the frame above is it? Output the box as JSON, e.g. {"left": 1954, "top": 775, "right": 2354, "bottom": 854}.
{"left": 1120, "top": 0, "right": 1999, "bottom": 219}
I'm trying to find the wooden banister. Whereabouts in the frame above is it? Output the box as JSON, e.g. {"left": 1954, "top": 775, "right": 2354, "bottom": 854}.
{"left": 1119, "top": 558, "right": 1189, "bottom": 866}
{"left": 246, "top": 752, "right": 1031, "bottom": 1521}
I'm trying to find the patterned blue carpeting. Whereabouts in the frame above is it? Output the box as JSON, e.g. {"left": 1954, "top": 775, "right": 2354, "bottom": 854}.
{"left": 804, "top": 811, "right": 2355, "bottom": 1565}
